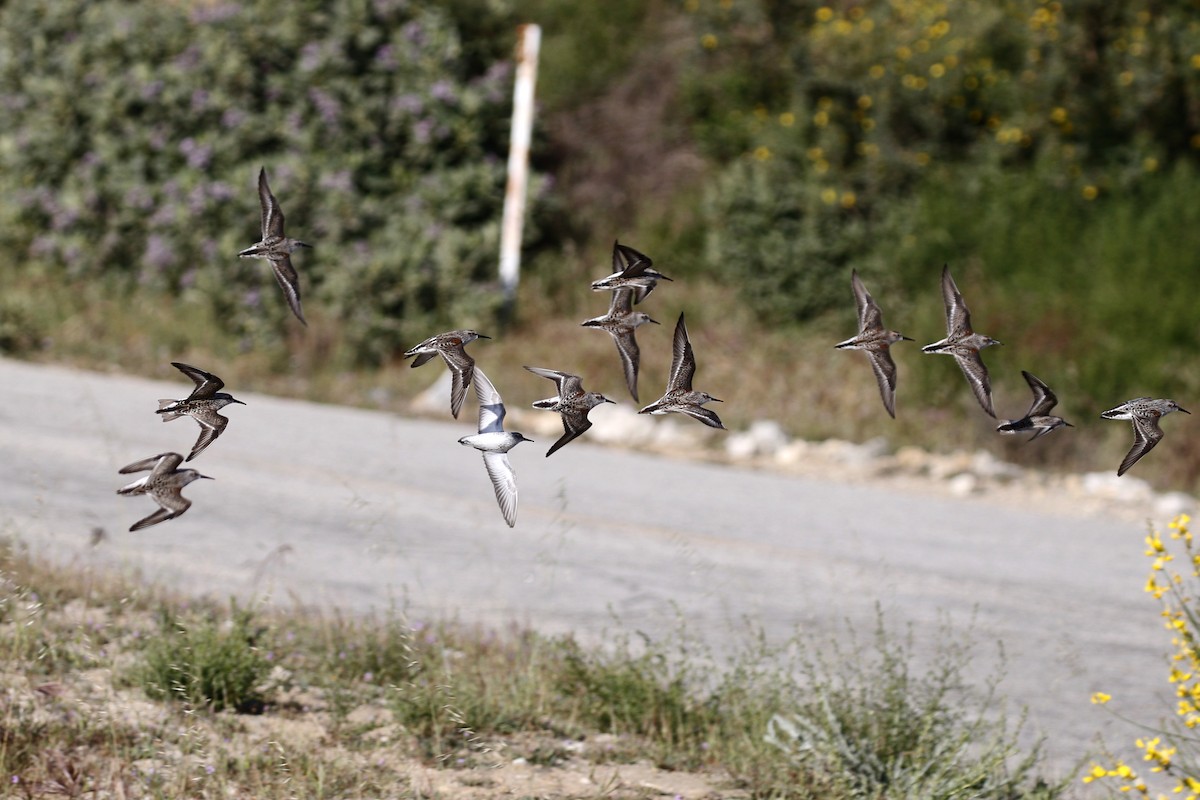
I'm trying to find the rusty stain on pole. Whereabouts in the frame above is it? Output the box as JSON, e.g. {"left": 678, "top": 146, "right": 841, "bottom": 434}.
{"left": 499, "top": 23, "right": 540, "bottom": 304}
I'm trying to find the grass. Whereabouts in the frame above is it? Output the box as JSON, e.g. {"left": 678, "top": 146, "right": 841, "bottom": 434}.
{"left": 0, "top": 536, "right": 1071, "bottom": 798}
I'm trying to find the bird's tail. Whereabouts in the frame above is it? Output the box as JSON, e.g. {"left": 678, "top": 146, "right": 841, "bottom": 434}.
{"left": 156, "top": 400, "right": 184, "bottom": 421}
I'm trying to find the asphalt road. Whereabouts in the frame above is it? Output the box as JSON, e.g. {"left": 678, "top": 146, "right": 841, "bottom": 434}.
{"left": 0, "top": 355, "right": 1173, "bottom": 782}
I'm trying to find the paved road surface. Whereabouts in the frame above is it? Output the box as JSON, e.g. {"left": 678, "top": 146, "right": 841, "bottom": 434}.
{"left": 0, "top": 356, "right": 1174, "bottom": 783}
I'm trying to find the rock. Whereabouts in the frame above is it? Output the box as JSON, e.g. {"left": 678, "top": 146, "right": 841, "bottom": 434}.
{"left": 1155, "top": 491, "right": 1196, "bottom": 520}
{"left": 409, "top": 370, "right": 454, "bottom": 415}
{"left": 970, "top": 450, "right": 1023, "bottom": 483}
{"left": 948, "top": 473, "right": 979, "bottom": 496}
{"left": 1080, "top": 471, "right": 1154, "bottom": 503}
{"left": 725, "top": 420, "right": 790, "bottom": 461}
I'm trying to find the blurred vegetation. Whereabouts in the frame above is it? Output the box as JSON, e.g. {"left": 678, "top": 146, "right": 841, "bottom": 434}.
{"left": 2, "top": 0, "right": 1200, "bottom": 484}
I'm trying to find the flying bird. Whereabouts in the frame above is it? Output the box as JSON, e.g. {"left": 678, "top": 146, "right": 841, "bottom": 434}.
{"left": 116, "top": 452, "right": 213, "bottom": 532}
{"left": 639, "top": 312, "right": 724, "bottom": 429}
{"left": 457, "top": 367, "right": 532, "bottom": 527}
{"left": 590, "top": 241, "right": 672, "bottom": 303}
{"left": 238, "top": 167, "right": 312, "bottom": 325}
{"left": 835, "top": 270, "right": 912, "bottom": 418}
{"left": 996, "top": 371, "right": 1073, "bottom": 441}
{"left": 1101, "top": 397, "right": 1190, "bottom": 476}
{"left": 581, "top": 281, "right": 658, "bottom": 402}
{"left": 922, "top": 265, "right": 1002, "bottom": 418}
{"left": 524, "top": 366, "right": 614, "bottom": 456}
{"left": 156, "top": 362, "right": 245, "bottom": 461}
{"left": 404, "top": 329, "right": 491, "bottom": 419}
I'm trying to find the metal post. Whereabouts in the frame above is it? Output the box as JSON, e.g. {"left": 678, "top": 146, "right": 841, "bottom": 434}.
{"left": 498, "top": 23, "right": 540, "bottom": 306}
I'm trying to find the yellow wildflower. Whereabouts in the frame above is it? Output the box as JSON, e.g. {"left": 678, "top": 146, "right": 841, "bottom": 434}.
{"left": 1091, "top": 692, "right": 1112, "bottom": 704}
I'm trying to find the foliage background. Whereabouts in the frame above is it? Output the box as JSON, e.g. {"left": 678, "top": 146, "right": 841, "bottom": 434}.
{"left": 3, "top": 0, "right": 1200, "bottom": 485}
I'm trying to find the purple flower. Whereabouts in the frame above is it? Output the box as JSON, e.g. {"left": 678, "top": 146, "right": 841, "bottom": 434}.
{"left": 299, "top": 42, "right": 324, "bottom": 72}
{"left": 318, "top": 170, "right": 352, "bottom": 193}
{"left": 402, "top": 20, "right": 425, "bottom": 46}
{"left": 375, "top": 44, "right": 398, "bottom": 71}
{"left": 392, "top": 93, "right": 423, "bottom": 115}
{"left": 309, "top": 88, "right": 342, "bottom": 126}
{"left": 222, "top": 108, "right": 247, "bottom": 130}
{"left": 141, "top": 80, "right": 164, "bottom": 101}
{"left": 430, "top": 79, "right": 455, "bottom": 104}
{"left": 189, "top": 2, "right": 241, "bottom": 24}
{"left": 179, "top": 138, "right": 212, "bottom": 170}
{"left": 412, "top": 118, "right": 434, "bottom": 144}
{"left": 190, "top": 89, "right": 210, "bottom": 113}
{"left": 144, "top": 235, "right": 174, "bottom": 271}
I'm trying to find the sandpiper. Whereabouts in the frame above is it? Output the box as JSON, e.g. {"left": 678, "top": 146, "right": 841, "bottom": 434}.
{"left": 458, "top": 366, "right": 532, "bottom": 527}
{"left": 404, "top": 329, "right": 491, "bottom": 419}
{"left": 996, "top": 370, "right": 1073, "bottom": 441}
{"left": 922, "top": 265, "right": 1002, "bottom": 418}
{"left": 238, "top": 167, "right": 311, "bottom": 326}
{"left": 581, "top": 285, "right": 659, "bottom": 402}
{"left": 157, "top": 362, "right": 246, "bottom": 461}
{"left": 589, "top": 241, "right": 672, "bottom": 303}
{"left": 835, "top": 270, "right": 913, "bottom": 418}
{"left": 524, "top": 366, "right": 615, "bottom": 457}
{"left": 116, "top": 452, "right": 213, "bottom": 532}
{"left": 639, "top": 312, "right": 724, "bottom": 429}
{"left": 1101, "top": 397, "right": 1190, "bottom": 476}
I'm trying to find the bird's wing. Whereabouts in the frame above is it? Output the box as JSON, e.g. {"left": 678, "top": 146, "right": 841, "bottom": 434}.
{"left": 481, "top": 452, "right": 518, "bottom": 527}
{"left": 130, "top": 504, "right": 184, "bottom": 532}
{"left": 259, "top": 167, "right": 284, "bottom": 239}
{"left": 269, "top": 255, "right": 307, "bottom": 326}
{"left": 119, "top": 452, "right": 182, "bottom": 475}
{"left": 954, "top": 351, "right": 996, "bottom": 418}
{"left": 1119, "top": 413, "right": 1165, "bottom": 476}
{"left": 941, "top": 265, "right": 973, "bottom": 336}
{"left": 866, "top": 348, "right": 899, "bottom": 419}
{"left": 186, "top": 409, "right": 230, "bottom": 462}
{"left": 546, "top": 414, "right": 592, "bottom": 457}
{"left": 851, "top": 270, "right": 884, "bottom": 334}
{"left": 1022, "top": 370, "right": 1058, "bottom": 417}
{"left": 676, "top": 404, "right": 725, "bottom": 429}
{"left": 443, "top": 345, "right": 477, "bottom": 420}
{"left": 474, "top": 367, "right": 506, "bottom": 434}
{"left": 172, "top": 362, "right": 224, "bottom": 399}
{"left": 523, "top": 366, "right": 571, "bottom": 396}
{"left": 667, "top": 313, "right": 697, "bottom": 392}
{"left": 612, "top": 329, "right": 642, "bottom": 402}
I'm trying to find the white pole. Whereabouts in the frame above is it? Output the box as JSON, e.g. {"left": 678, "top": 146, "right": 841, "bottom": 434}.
{"left": 499, "top": 23, "right": 540, "bottom": 303}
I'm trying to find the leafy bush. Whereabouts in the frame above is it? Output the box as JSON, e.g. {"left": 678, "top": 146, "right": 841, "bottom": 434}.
{"left": 1086, "top": 515, "right": 1200, "bottom": 797}
{"left": 137, "top": 601, "right": 271, "bottom": 712}
{"left": 683, "top": 0, "right": 1200, "bottom": 322}
{"left": 0, "top": 0, "right": 545, "bottom": 362}
{"left": 765, "top": 618, "right": 1063, "bottom": 800}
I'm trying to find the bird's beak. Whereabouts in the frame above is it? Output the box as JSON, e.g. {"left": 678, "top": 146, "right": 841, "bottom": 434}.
{"left": 478, "top": 334, "right": 492, "bottom": 339}
{"left": 900, "top": 335, "right": 914, "bottom": 341}
{"left": 200, "top": 475, "right": 215, "bottom": 480}
{"left": 604, "top": 398, "right": 616, "bottom": 404}
{"left": 1181, "top": 408, "right": 1192, "bottom": 414}
{"left": 298, "top": 241, "right": 313, "bottom": 249}
{"left": 712, "top": 397, "right": 724, "bottom": 403}
{"left": 234, "top": 399, "right": 247, "bottom": 405}
{"left": 1065, "top": 421, "right": 1075, "bottom": 427}
{"left": 649, "top": 318, "right": 660, "bottom": 324}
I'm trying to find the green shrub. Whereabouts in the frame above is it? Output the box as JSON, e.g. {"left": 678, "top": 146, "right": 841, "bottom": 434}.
{"left": 682, "top": 0, "right": 1200, "bottom": 323}
{"left": 0, "top": 0, "right": 547, "bottom": 362}
{"left": 137, "top": 601, "right": 271, "bottom": 712}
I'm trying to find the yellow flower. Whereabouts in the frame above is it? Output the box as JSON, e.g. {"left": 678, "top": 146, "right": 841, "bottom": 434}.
{"left": 815, "top": 6, "right": 834, "bottom": 22}
{"left": 1091, "top": 692, "right": 1112, "bottom": 704}
{"left": 701, "top": 33, "right": 718, "bottom": 49}
{"left": 857, "top": 95, "right": 872, "bottom": 110}
{"left": 753, "top": 146, "right": 771, "bottom": 161}
{"left": 1050, "top": 107, "right": 1068, "bottom": 124}
{"left": 779, "top": 112, "right": 795, "bottom": 127}
{"left": 869, "top": 64, "right": 886, "bottom": 79}
{"left": 840, "top": 191, "right": 857, "bottom": 209}
{"left": 1082, "top": 185, "right": 1099, "bottom": 200}
{"left": 1191, "top": 53, "right": 1200, "bottom": 70}
{"left": 820, "top": 187, "right": 838, "bottom": 205}
{"left": 814, "top": 110, "right": 829, "bottom": 127}
{"left": 930, "top": 63, "right": 946, "bottom": 78}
